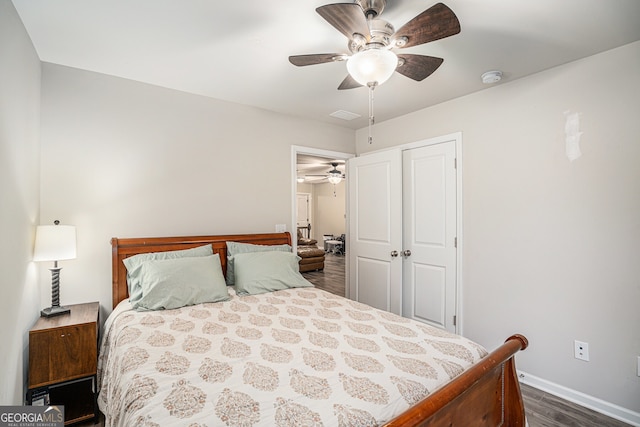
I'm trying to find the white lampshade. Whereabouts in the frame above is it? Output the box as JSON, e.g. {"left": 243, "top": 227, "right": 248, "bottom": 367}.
{"left": 347, "top": 49, "right": 398, "bottom": 86}
{"left": 34, "top": 224, "right": 77, "bottom": 262}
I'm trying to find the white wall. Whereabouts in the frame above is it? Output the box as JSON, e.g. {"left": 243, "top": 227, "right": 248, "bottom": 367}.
{"left": 38, "top": 63, "right": 355, "bottom": 318}
{"left": 296, "top": 181, "right": 346, "bottom": 244}
{"left": 0, "top": 0, "right": 42, "bottom": 405}
{"left": 314, "top": 181, "right": 346, "bottom": 241}
{"left": 296, "top": 182, "right": 314, "bottom": 194}
{"left": 355, "top": 41, "right": 640, "bottom": 414}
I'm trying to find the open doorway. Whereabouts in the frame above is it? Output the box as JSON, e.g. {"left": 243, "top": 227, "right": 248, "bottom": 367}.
{"left": 291, "top": 146, "right": 353, "bottom": 297}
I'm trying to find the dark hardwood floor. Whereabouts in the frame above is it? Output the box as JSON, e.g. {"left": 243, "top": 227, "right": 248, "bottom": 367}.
{"left": 301, "top": 251, "right": 346, "bottom": 297}
{"left": 302, "top": 252, "right": 632, "bottom": 427}
{"left": 521, "top": 383, "right": 631, "bottom": 427}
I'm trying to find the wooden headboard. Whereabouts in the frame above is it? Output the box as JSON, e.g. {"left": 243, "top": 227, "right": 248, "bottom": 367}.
{"left": 110, "top": 232, "right": 292, "bottom": 309}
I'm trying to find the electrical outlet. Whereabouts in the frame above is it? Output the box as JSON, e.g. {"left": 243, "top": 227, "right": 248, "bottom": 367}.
{"left": 574, "top": 340, "right": 589, "bottom": 362}
{"left": 275, "top": 224, "right": 286, "bottom": 232}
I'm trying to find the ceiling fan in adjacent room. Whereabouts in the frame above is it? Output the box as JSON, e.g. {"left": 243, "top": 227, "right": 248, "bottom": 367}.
{"left": 298, "top": 161, "right": 346, "bottom": 184}
{"left": 289, "top": 0, "right": 461, "bottom": 90}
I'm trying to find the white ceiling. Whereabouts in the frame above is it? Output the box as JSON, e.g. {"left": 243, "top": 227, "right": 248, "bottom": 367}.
{"left": 12, "top": 0, "right": 640, "bottom": 130}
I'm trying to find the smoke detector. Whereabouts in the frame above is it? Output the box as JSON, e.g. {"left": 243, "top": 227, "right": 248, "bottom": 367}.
{"left": 481, "top": 70, "right": 503, "bottom": 84}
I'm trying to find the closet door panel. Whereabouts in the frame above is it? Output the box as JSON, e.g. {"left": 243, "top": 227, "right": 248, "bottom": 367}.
{"left": 403, "top": 142, "right": 457, "bottom": 332}
{"left": 348, "top": 150, "right": 403, "bottom": 314}
{"left": 355, "top": 257, "right": 393, "bottom": 312}
{"left": 412, "top": 264, "right": 446, "bottom": 328}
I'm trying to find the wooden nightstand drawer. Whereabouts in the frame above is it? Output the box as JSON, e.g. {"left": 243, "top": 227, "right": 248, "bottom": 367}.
{"left": 28, "top": 302, "right": 99, "bottom": 389}
{"left": 29, "top": 323, "right": 97, "bottom": 387}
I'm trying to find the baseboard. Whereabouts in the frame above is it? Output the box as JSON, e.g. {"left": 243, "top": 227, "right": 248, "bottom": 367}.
{"left": 518, "top": 370, "right": 640, "bottom": 427}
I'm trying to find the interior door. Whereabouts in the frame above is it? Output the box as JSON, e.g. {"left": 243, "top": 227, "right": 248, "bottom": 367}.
{"left": 348, "top": 150, "right": 403, "bottom": 314}
{"left": 402, "top": 142, "right": 457, "bottom": 331}
{"left": 296, "top": 193, "right": 311, "bottom": 238}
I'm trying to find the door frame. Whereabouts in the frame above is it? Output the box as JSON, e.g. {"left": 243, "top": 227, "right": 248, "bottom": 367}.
{"left": 353, "top": 132, "right": 464, "bottom": 333}
{"left": 291, "top": 145, "right": 354, "bottom": 295}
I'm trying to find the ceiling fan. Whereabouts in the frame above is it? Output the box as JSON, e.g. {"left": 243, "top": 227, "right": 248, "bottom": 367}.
{"left": 300, "top": 162, "right": 346, "bottom": 184}
{"left": 289, "top": 0, "right": 461, "bottom": 90}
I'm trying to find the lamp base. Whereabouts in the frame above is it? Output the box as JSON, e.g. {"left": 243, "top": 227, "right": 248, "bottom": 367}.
{"left": 41, "top": 306, "right": 70, "bottom": 318}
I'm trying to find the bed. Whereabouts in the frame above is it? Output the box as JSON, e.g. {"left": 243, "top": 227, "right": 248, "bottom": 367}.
{"left": 100, "top": 231, "right": 528, "bottom": 426}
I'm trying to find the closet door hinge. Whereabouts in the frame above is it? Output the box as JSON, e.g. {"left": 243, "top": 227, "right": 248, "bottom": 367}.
{"left": 453, "top": 315, "right": 457, "bottom": 326}
{"left": 454, "top": 237, "right": 457, "bottom": 248}
{"left": 454, "top": 158, "right": 457, "bottom": 169}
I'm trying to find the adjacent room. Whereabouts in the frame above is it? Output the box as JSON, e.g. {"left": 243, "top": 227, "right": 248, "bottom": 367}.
{"left": 2, "top": 0, "right": 639, "bottom": 425}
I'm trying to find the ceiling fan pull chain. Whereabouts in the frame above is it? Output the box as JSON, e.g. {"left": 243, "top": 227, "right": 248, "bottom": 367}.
{"left": 368, "top": 83, "right": 376, "bottom": 144}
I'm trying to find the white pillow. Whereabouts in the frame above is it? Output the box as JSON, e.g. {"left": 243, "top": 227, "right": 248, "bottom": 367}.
{"left": 123, "top": 244, "right": 213, "bottom": 304}
{"left": 233, "top": 251, "right": 313, "bottom": 296}
{"left": 225, "top": 241, "right": 291, "bottom": 285}
{"left": 134, "top": 254, "right": 229, "bottom": 311}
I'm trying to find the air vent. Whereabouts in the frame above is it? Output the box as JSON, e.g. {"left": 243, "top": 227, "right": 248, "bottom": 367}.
{"left": 330, "top": 110, "right": 361, "bottom": 121}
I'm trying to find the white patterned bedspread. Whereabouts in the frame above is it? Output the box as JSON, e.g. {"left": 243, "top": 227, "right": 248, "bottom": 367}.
{"left": 98, "top": 287, "right": 487, "bottom": 427}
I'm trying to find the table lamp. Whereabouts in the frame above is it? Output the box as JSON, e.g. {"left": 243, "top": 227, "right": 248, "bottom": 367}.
{"left": 33, "top": 220, "right": 77, "bottom": 317}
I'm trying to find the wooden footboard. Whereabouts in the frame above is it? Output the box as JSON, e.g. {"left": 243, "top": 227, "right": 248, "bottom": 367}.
{"left": 384, "top": 334, "right": 529, "bottom": 427}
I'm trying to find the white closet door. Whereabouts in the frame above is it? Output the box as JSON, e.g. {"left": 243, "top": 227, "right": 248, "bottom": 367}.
{"left": 348, "top": 150, "right": 403, "bottom": 314}
{"left": 402, "top": 141, "right": 457, "bottom": 331}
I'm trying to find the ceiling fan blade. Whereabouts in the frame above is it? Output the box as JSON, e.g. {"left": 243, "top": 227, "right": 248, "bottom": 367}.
{"left": 289, "top": 53, "right": 347, "bottom": 67}
{"left": 338, "top": 74, "right": 363, "bottom": 90}
{"left": 396, "top": 54, "right": 444, "bottom": 81}
{"left": 316, "top": 3, "right": 371, "bottom": 41}
{"left": 394, "top": 3, "right": 460, "bottom": 49}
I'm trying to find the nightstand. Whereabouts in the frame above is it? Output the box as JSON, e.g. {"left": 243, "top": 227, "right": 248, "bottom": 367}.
{"left": 27, "top": 302, "right": 99, "bottom": 425}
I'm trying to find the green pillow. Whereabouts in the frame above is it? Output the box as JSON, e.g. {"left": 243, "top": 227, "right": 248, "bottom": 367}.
{"left": 233, "top": 251, "right": 313, "bottom": 296}
{"left": 123, "top": 244, "right": 213, "bottom": 304}
{"left": 133, "top": 254, "right": 229, "bottom": 311}
{"left": 225, "top": 241, "right": 291, "bottom": 285}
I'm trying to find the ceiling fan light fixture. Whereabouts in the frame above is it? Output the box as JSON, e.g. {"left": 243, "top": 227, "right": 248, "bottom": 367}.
{"left": 327, "top": 163, "right": 343, "bottom": 184}
{"left": 347, "top": 48, "right": 398, "bottom": 86}
{"left": 327, "top": 172, "right": 342, "bottom": 185}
